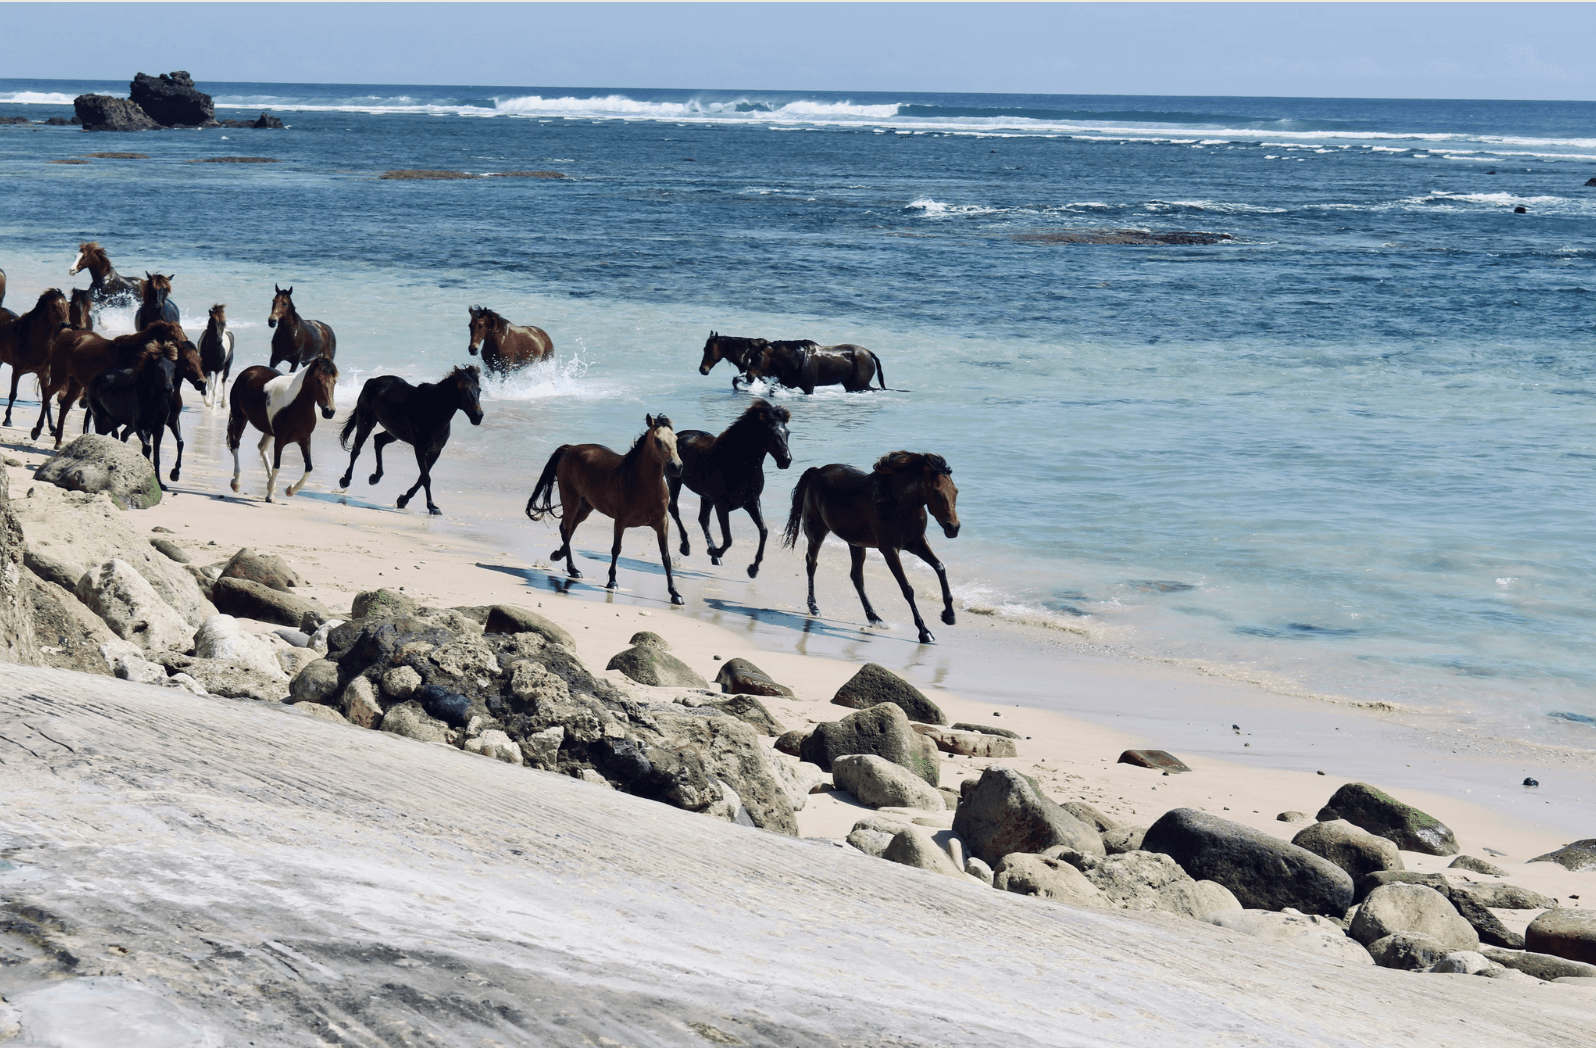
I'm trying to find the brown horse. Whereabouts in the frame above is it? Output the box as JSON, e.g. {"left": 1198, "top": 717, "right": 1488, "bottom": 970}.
{"left": 68, "top": 241, "right": 141, "bottom": 307}
{"left": 157, "top": 341, "right": 208, "bottom": 482}
{"left": 782, "top": 451, "right": 960, "bottom": 644}
{"left": 744, "top": 339, "right": 885, "bottom": 394}
{"left": 267, "top": 285, "right": 336, "bottom": 372}
{"left": 0, "top": 289, "right": 69, "bottom": 430}
{"left": 37, "top": 319, "right": 188, "bottom": 445}
{"left": 467, "top": 306, "right": 553, "bottom": 373}
{"left": 524, "top": 414, "right": 686, "bottom": 604}
{"left": 697, "top": 331, "right": 769, "bottom": 389}
{"left": 68, "top": 289, "right": 94, "bottom": 332}
{"left": 227, "top": 357, "right": 339, "bottom": 502}
{"left": 85, "top": 340, "right": 179, "bottom": 489}
{"left": 134, "top": 272, "right": 184, "bottom": 334}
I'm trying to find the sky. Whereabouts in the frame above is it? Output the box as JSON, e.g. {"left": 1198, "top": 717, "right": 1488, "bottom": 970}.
{"left": 3, "top": 2, "right": 1595, "bottom": 100}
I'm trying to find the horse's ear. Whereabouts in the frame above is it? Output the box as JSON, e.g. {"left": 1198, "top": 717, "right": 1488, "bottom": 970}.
{"left": 287, "top": 286, "right": 293, "bottom": 295}
{"left": 274, "top": 284, "right": 281, "bottom": 293}
{"left": 645, "top": 414, "right": 656, "bottom": 428}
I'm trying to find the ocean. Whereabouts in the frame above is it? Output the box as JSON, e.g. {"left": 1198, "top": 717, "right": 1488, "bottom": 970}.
{"left": 2, "top": 79, "right": 1594, "bottom": 751}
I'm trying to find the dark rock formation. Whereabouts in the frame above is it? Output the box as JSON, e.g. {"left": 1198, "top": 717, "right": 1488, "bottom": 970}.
{"left": 1526, "top": 909, "right": 1596, "bottom": 964}
{"left": 800, "top": 702, "right": 939, "bottom": 785}
{"left": 1529, "top": 839, "right": 1596, "bottom": 872}
{"left": 830, "top": 662, "right": 945, "bottom": 725}
{"left": 219, "top": 112, "right": 284, "bottom": 129}
{"left": 714, "top": 657, "right": 793, "bottom": 698}
{"left": 73, "top": 94, "right": 161, "bottom": 132}
{"left": 1316, "top": 782, "right": 1459, "bottom": 856}
{"left": 1143, "top": 808, "right": 1352, "bottom": 916}
{"left": 212, "top": 577, "right": 325, "bottom": 628}
{"left": 0, "top": 116, "right": 31, "bottom": 125}
{"left": 952, "top": 766, "right": 1104, "bottom": 867}
{"left": 129, "top": 71, "right": 216, "bottom": 128}
{"left": 1118, "top": 749, "right": 1191, "bottom": 773}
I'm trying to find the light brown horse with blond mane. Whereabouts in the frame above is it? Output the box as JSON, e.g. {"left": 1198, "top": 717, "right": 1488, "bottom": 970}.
{"left": 524, "top": 414, "right": 686, "bottom": 604}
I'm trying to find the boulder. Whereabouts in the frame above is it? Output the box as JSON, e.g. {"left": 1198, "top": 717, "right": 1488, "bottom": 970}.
{"left": 643, "top": 707, "right": 798, "bottom": 835}
{"left": 1481, "top": 946, "right": 1596, "bottom": 982}
{"left": 380, "top": 700, "right": 453, "bottom": 745}
{"left": 277, "top": 648, "right": 320, "bottom": 678}
{"left": 1062, "top": 801, "right": 1118, "bottom": 832}
{"left": 1353, "top": 869, "right": 1449, "bottom": 903}
{"left": 1291, "top": 819, "right": 1404, "bottom": 880}
{"left": 519, "top": 726, "right": 564, "bottom": 770}
{"left": 1526, "top": 909, "right": 1596, "bottom": 965}
{"left": 951, "top": 721, "right": 1019, "bottom": 739}
{"left": 1194, "top": 880, "right": 1243, "bottom": 917}
{"left": 920, "top": 727, "right": 1017, "bottom": 758}
{"left": 705, "top": 693, "right": 784, "bottom": 736}
{"left": 1349, "top": 884, "right": 1479, "bottom": 952}
{"left": 417, "top": 684, "right": 472, "bottom": 728}
{"left": 1367, "top": 932, "right": 1451, "bottom": 971}
{"left": 22, "top": 546, "right": 83, "bottom": 592}
{"left": 36, "top": 435, "right": 162, "bottom": 508}
{"left": 846, "top": 816, "right": 905, "bottom": 859}
{"left": 1142, "top": 808, "right": 1352, "bottom": 917}
{"left": 1444, "top": 886, "right": 1524, "bottom": 949}
{"left": 1208, "top": 910, "right": 1374, "bottom": 965}
{"left": 288, "top": 659, "right": 340, "bottom": 706}
{"left": 22, "top": 573, "right": 113, "bottom": 675}
{"left": 73, "top": 94, "right": 162, "bottom": 132}
{"left": 341, "top": 676, "right": 382, "bottom": 728}
{"left": 1430, "top": 951, "right": 1497, "bottom": 975}
{"left": 830, "top": 663, "right": 944, "bottom": 725}
{"left": 463, "top": 729, "right": 523, "bottom": 765}
{"left": 292, "top": 701, "right": 346, "bottom": 724}
{"left": 74, "top": 559, "right": 193, "bottom": 652}
{"left": 1316, "top": 782, "right": 1458, "bottom": 856}
{"left": 1449, "top": 854, "right": 1505, "bottom": 877}
{"left": 882, "top": 828, "right": 963, "bottom": 878}
{"left": 1102, "top": 825, "right": 1147, "bottom": 855}
{"left": 212, "top": 577, "right": 325, "bottom": 628}
{"left": 219, "top": 548, "right": 303, "bottom": 592}
{"left": 993, "top": 854, "right": 1106, "bottom": 906}
{"left": 831, "top": 754, "right": 945, "bottom": 811}
{"left": 952, "top": 767, "right": 1104, "bottom": 867}
{"left": 800, "top": 702, "right": 940, "bottom": 786}
{"left": 1529, "top": 839, "right": 1596, "bottom": 872}
{"left": 482, "top": 604, "right": 576, "bottom": 649}
{"left": 101, "top": 640, "right": 165, "bottom": 684}
{"left": 1075, "top": 850, "right": 1217, "bottom": 919}
{"left": 1117, "top": 749, "right": 1190, "bottom": 773}
{"left": 154, "top": 653, "right": 288, "bottom": 702}
{"left": 380, "top": 665, "right": 423, "bottom": 701}
{"left": 606, "top": 632, "right": 708, "bottom": 689}
{"left": 714, "top": 657, "right": 794, "bottom": 698}
{"left": 129, "top": 71, "right": 217, "bottom": 128}
{"left": 1465, "top": 883, "right": 1558, "bottom": 910}
{"left": 1276, "top": 812, "right": 1309, "bottom": 824}
{"left": 351, "top": 588, "right": 418, "bottom": 621}
{"left": 150, "top": 538, "right": 189, "bottom": 564}
{"left": 767, "top": 752, "right": 823, "bottom": 812}
{"left": 192, "top": 615, "right": 288, "bottom": 680}
{"left": 774, "top": 729, "right": 807, "bottom": 757}
{"left": 965, "top": 857, "right": 994, "bottom": 884}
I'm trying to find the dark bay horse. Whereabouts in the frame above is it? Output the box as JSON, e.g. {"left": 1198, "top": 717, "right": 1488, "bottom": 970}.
{"left": 745, "top": 340, "right": 886, "bottom": 394}
{"left": 69, "top": 289, "right": 94, "bottom": 332}
{"left": 0, "top": 288, "right": 69, "bottom": 431}
{"left": 267, "top": 285, "right": 336, "bottom": 372}
{"left": 525, "top": 415, "right": 686, "bottom": 604}
{"left": 38, "top": 319, "right": 188, "bottom": 445}
{"left": 782, "top": 451, "right": 960, "bottom": 644}
{"left": 155, "top": 341, "right": 207, "bottom": 483}
{"left": 668, "top": 399, "right": 792, "bottom": 578}
{"left": 68, "top": 241, "right": 141, "bottom": 307}
{"left": 135, "top": 272, "right": 184, "bottom": 334}
{"left": 338, "top": 365, "right": 484, "bottom": 515}
{"left": 198, "top": 303, "right": 234, "bottom": 408}
{"left": 86, "top": 340, "right": 179, "bottom": 490}
{"left": 467, "top": 306, "right": 553, "bottom": 373}
{"left": 698, "top": 332, "right": 770, "bottom": 389}
{"left": 227, "top": 356, "right": 339, "bottom": 502}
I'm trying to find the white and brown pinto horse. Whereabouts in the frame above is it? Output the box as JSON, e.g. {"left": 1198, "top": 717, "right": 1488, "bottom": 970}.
{"left": 68, "top": 241, "right": 141, "bottom": 307}
{"left": 467, "top": 306, "right": 553, "bottom": 373}
{"left": 227, "top": 357, "right": 338, "bottom": 502}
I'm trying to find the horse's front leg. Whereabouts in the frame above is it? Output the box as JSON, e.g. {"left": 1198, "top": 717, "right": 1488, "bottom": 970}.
{"left": 905, "top": 536, "right": 956, "bottom": 627}
{"left": 803, "top": 529, "right": 825, "bottom": 617}
{"left": 166, "top": 405, "right": 183, "bottom": 481}
{"left": 606, "top": 519, "right": 626, "bottom": 590}
{"left": 31, "top": 386, "right": 54, "bottom": 443}
{"left": 849, "top": 544, "right": 884, "bottom": 626}
{"left": 3, "top": 369, "right": 21, "bottom": 427}
{"left": 555, "top": 500, "right": 592, "bottom": 578}
{"left": 369, "top": 431, "right": 395, "bottom": 486}
{"left": 338, "top": 417, "right": 373, "bottom": 490}
{"left": 880, "top": 546, "right": 933, "bottom": 643}
{"left": 286, "top": 438, "right": 313, "bottom": 496}
{"left": 709, "top": 503, "right": 734, "bottom": 565}
{"left": 258, "top": 431, "right": 277, "bottom": 501}
{"left": 698, "top": 498, "right": 720, "bottom": 565}
{"left": 148, "top": 427, "right": 168, "bottom": 492}
{"left": 745, "top": 500, "right": 769, "bottom": 578}
{"left": 656, "top": 521, "right": 684, "bottom": 605}
{"left": 668, "top": 478, "right": 691, "bottom": 556}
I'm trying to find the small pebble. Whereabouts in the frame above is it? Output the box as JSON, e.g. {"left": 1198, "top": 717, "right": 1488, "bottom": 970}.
{"left": 1523, "top": 777, "right": 1539, "bottom": 787}
{"left": 1317, "top": 770, "right": 1326, "bottom": 775}
{"left": 712, "top": 655, "right": 721, "bottom": 660}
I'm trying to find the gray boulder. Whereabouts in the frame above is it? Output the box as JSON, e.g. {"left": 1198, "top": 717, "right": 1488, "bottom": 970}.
{"left": 1316, "top": 782, "right": 1459, "bottom": 856}
{"left": 192, "top": 615, "right": 287, "bottom": 680}
{"left": 952, "top": 767, "right": 1104, "bottom": 867}
{"left": 993, "top": 854, "right": 1106, "bottom": 906}
{"left": 288, "top": 659, "right": 341, "bottom": 706}
{"left": 1444, "top": 885, "right": 1524, "bottom": 949}
{"left": 35, "top": 435, "right": 162, "bottom": 508}
{"left": 154, "top": 653, "right": 288, "bottom": 702}
{"left": 75, "top": 559, "right": 193, "bottom": 652}
{"left": 341, "top": 676, "right": 382, "bottom": 728}
{"left": 1208, "top": 910, "right": 1374, "bottom": 965}
{"left": 800, "top": 702, "right": 940, "bottom": 786}
{"left": 1429, "top": 951, "right": 1497, "bottom": 975}
{"left": 1367, "top": 931, "right": 1451, "bottom": 971}
{"left": 714, "top": 657, "right": 794, "bottom": 698}
{"left": 0, "top": 467, "right": 39, "bottom": 667}
{"left": 1353, "top": 869, "right": 1449, "bottom": 902}
{"left": 705, "top": 693, "right": 784, "bottom": 736}
{"left": 832, "top": 754, "right": 945, "bottom": 811}
{"left": 213, "top": 577, "right": 326, "bottom": 628}
{"left": 1349, "top": 884, "right": 1479, "bottom": 952}
{"left": 774, "top": 729, "right": 807, "bottom": 757}
{"left": 1481, "top": 946, "right": 1596, "bottom": 981}
{"left": 1449, "top": 854, "right": 1505, "bottom": 877}
{"left": 882, "top": 828, "right": 963, "bottom": 878}
{"left": 72, "top": 93, "right": 163, "bottom": 131}
{"left": 23, "top": 573, "right": 114, "bottom": 675}
{"left": 1102, "top": 825, "right": 1147, "bottom": 854}
{"left": 644, "top": 707, "right": 798, "bottom": 835}
{"left": 920, "top": 727, "right": 1017, "bottom": 758}
{"left": 483, "top": 604, "right": 576, "bottom": 649}
{"left": 1291, "top": 819, "right": 1404, "bottom": 880}
{"left": 219, "top": 548, "right": 304, "bottom": 592}
{"left": 1062, "top": 801, "right": 1118, "bottom": 832}
{"left": 767, "top": 752, "right": 823, "bottom": 812}
{"left": 1526, "top": 908, "right": 1596, "bottom": 965}
{"left": 1529, "top": 839, "right": 1596, "bottom": 872}
{"left": 1465, "top": 883, "right": 1558, "bottom": 910}
{"left": 606, "top": 632, "right": 708, "bottom": 689}
{"left": 830, "top": 662, "right": 944, "bottom": 725}
{"left": 846, "top": 816, "right": 908, "bottom": 859}
{"left": 380, "top": 700, "right": 453, "bottom": 744}
{"left": 150, "top": 538, "right": 189, "bottom": 564}
{"left": 1074, "top": 850, "right": 1218, "bottom": 919}
{"left": 951, "top": 721, "right": 1019, "bottom": 739}
{"left": 1142, "top": 808, "right": 1353, "bottom": 917}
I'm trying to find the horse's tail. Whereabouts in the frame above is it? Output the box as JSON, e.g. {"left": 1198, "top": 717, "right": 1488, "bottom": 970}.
{"left": 338, "top": 403, "right": 361, "bottom": 451}
{"left": 781, "top": 467, "right": 819, "bottom": 549}
{"left": 525, "top": 445, "right": 569, "bottom": 521}
{"left": 869, "top": 350, "right": 886, "bottom": 390}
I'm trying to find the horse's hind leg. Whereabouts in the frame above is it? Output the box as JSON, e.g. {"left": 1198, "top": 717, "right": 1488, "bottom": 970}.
{"left": 668, "top": 479, "right": 691, "bottom": 556}
{"left": 699, "top": 499, "right": 721, "bottom": 565}
{"left": 906, "top": 536, "right": 956, "bottom": 628}
{"left": 369, "top": 431, "right": 396, "bottom": 485}
{"left": 149, "top": 428, "right": 168, "bottom": 492}
{"left": 606, "top": 519, "right": 626, "bottom": 590}
{"left": 3, "top": 369, "right": 21, "bottom": 427}
{"left": 880, "top": 546, "right": 933, "bottom": 644}
{"left": 554, "top": 498, "right": 592, "bottom": 578}
{"left": 166, "top": 409, "right": 183, "bottom": 481}
{"left": 258, "top": 431, "right": 277, "bottom": 501}
{"left": 655, "top": 521, "right": 684, "bottom": 605}
{"left": 286, "top": 438, "right": 314, "bottom": 497}
{"left": 338, "top": 415, "right": 374, "bottom": 489}
{"left": 745, "top": 500, "right": 769, "bottom": 578}
{"left": 848, "top": 544, "right": 884, "bottom": 627}
{"left": 398, "top": 441, "right": 442, "bottom": 514}
{"left": 803, "top": 526, "right": 825, "bottom": 617}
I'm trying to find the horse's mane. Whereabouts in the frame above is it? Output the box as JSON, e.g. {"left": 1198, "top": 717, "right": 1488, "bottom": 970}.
{"left": 78, "top": 241, "right": 104, "bottom": 262}
{"left": 119, "top": 320, "right": 186, "bottom": 350}
{"left": 725, "top": 398, "right": 789, "bottom": 437}
{"left": 872, "top": 451, "right": 951, "bottom": 476}
{"left": 134, "top": 340, "right": 178, "bottom": 366}
{"left": 622, "top": 415, "right": 673, "bottom": 468}
{"left": 446, "top": 364, "right": 482, "bottom": 383}
{"left": 209, "top": 303, "right": 226, "bottom": 318}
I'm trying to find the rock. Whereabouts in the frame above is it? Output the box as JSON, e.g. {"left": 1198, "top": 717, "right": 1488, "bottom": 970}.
{"left": 1587, "top": 177, "right": 1596, "bottom": 187}
{"left": 774, "top": 729, "right": 807, "bottom": 757}
{"left": 767, "top": 752, "right": 823, "bottom": 812}
{"left": 705, "top": 693, "right": 784, "bottom": 736}
{"left": 1445, "top": 885, "right": 1524, "bottom": 949}
{"left": 882, "top": 827, "right": 964, "bottom": 878}
{"left": 341, "top": 676, "right": 382, "bottom": 728}
{"left": 482, "top": 604, "right": 576, "bottom": 648}
{"left": 993, "top": 854, "right": 1106, "bottom": 906}
{"left": 832, "top": 754, "right": 946, "bottom": 811}
{"left": 1102, "top": 825, "right": 1147, "bottom": 854}
{"left": 1353, "top": 870, "right": 1450, "bottom": 903}
{"left": 417, "top": 684, "right": 472, "bottom": 728}
{"left": 1349, "top": 884, "right": 1479, "bottom": 952}
{"left": 150, "top": 538, "right": 189, "bottom": 564}
{"left": 219, "top": 548, "right": 303, "bottom": 591}
{"left": 155, "top": 653, "right": 288, "bottom": 702}
{"left": 1291, "top": 819, "right": 1404, "bottom": 880}
{"left": 641, "top": 707, "right": 799, "bottom": 835}
{"left": 606, "top": 633, "right": 708, "bottom": 689}
{"left": 847, "top": 826, "right": 897, "bottom": 858}
{"left": 1450, "top": 854, "right": 1505, "bottom": 877}
{"left": 288, "top": 659, "right": 341, "bottom": 706}
{"left": 293, "top": 702, "right": 347, "bottom": 725}
{"left": 252, "top": 112, "right": 285, "bottom": 129}
{"left": 1526, "top": 909, "right": 1596, "bottom": 965}
{"left": 380, "top": 700, "right": 452, "bottom": 745}
{"left": 22, "top": 546, "right": 83, "bottom": 591}
{"left": 1481, "top": 946, "right": 1596, "bottom": 981}
{"left": 1117, "top": 749, "right": 1191, "bottom": 773}
{"left": 1062, "top": 801, "right": 1118, "bottom": 832}
{"left": 965, "top": 857, "right": 994, "bottom": 884}
{"left": 1076, "top": 850, "right": 1215, "bottom": 919}
{"left": 101, "top": 640, "right": 165, "bottom": 683}
{"left": 921, "top": 728, "right": 1017, "bottom": 758}
{"left": 938, "top": 788, "right": 960, "bottom": 810}
{"left": 212, "top": 577, "right": 325, "bottom": 628}
{"left": 1430, "top": 951, "right": 1497, "bottom": 975}
{"left": 1529, "top": 839, "right": 1596, "bottom": 872}
{"left": 129, "top": 71, "right": 216, "bottom": 127}
{"left": 36, "top": 435, "right": 162, "bottom": 508}
{"left": 800, "top": 702, "right": 940, "bottom": 786}
{"left": 1276, "top": 811, "right": 1308, "bottom": 823}
{"left": 464, "top": 729, "right": 523, "bottom": 765}
{"left": 714, "top": 657, "right": 794, "bottom": 698}
{"left": 951, "top": 721, "right": 1020, "bottom": 739}
{"left": 381, "top": 665, "right": 423, "bottom": 701}
{"left": 74, "top": 559, "right": 194, "bottom": 652}
{"left": 1142, "top": 808, "right": 1353, "bottom": 917}
{"left": 952, "top": 767, "right": 1104, "bottom": 867}
{"left": 1367, "top": 931, "right": 1451, "bottom": 971}
{"left": 23, "top": 573, "right": 114, "bottom": 675}
{"left": 577, "top": 768, "right": 612, "bottom": 789}
{"left": 73, "top": 93, "right": 162, "bottom": 132}
{"left": 1316, "top": 782, "right": 1459, "bottom": 856}
{"left": 192, "top": 615, "right": 288, "bottom": 680}
{"left": 274, "top": 628, "right": 311, "bottom": 648}
{"left": 351, "top": 588, "right": 418, "bottom": 621}
{"left": 277, "top": 648, "right": 320, "bottom": 678}
{"left": 1465, "top": 883, "right": 1558, "bottom": 910}
{"left": 1208, "top": 910, "right": 1374, "bottom": 965}
{"left": 1195, "top": 880, "right": 1243, "bottom": 916}
{"left": 830, "top": 663, "right": 945, "bottom": 725}
{"left": 519, "top": 726, "right": 564, "bottom": 770}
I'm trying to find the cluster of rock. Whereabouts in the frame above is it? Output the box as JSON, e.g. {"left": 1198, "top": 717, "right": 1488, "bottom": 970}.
{"left": 73, "top": 71, "right": 283, "bottom": 132}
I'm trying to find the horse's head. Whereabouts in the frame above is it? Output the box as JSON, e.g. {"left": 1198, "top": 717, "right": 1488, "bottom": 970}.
{"left": 37, "top": 288, "right": 70, "bottom": 333}
{"left": 208, "top": 303, "right": 227, "bottom": 327}
{"left": 306, "top": 356, "right": 338, "bottom": 419}
{"left": 69, "top": 241, "right": 100, "bottom": 277}
{"left": 268, "top": 285, "right": 293, "bottom": 328}
{"left": 69, "top": 288, "right": 93, "bottom": 331}
{"left": 645, "top": 413, "right": 682, "bottom": 478}
{"left": 751, "top": 399, "right": 793, "bottom": 469}
{"left": 876, "top": 451, "right": 960, "bottom": 538}
{"left": 176, "top": 340, "right": 207, "bottom": 393}
{"left": 467, "top": 306, "right": 491, "bottom": 356}
{"left": 144, "top": 272, "right": 172, "bottom": 305}
{"left": 451, "top": 364, "right": 484, "bottom": 425}
{"left": 699, "top": 331, "right": 724, "bottom": 375}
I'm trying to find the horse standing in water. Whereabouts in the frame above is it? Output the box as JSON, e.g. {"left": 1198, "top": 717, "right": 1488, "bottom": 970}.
{"left": 467, "top": 306, "right": 553, "bottom": 373}
{"left": 668, "top": 399, "right": 792, "bottom": 578}
{"left": 38, "top": 319, "right": 188, "bottom": 445}
{"left": 744, "top": 339, "right": 886, "bottom": 394}
{"left": 525, "top": 415, "right": 686, "bottom": 605}
{"left": 198, "top": 303, "right": 234, "bottom": 408}
{"left": 135, "top": 272, "right": 183, "bottom": 334}
{"left": 267, "top": 286, "right": 336, "bottom": 372}
{"left": 338, "top": 365, "right": 484, "bottom": 515}
{"left": 697, "top": 332, "right": 772, "bottom": 390}
{"left": 85, "top": 340, "right": 179, "bottom": 490}
{"left": 227, "top": 356, "right": 338, "bottom": 503}
{"left": 0, "top": 288, "right": 69, "bottom": 431}
{"left": 782, "top": 451, "right": 960, "bottom": 644}
{"left": 68, "top": 241, "right": 141, "bottom": 307}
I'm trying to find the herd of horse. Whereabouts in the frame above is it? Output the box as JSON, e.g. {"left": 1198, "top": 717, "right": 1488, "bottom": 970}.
{"left": 0, "top": 243, "right": 962, "bottom": 643}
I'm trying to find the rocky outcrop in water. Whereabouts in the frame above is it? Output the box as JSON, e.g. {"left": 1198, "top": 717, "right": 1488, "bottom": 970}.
{"left": 72, "top": 71, "right": 282, "bottom": 131}
{"left": 72, "top": 94, "right": 161, "bottom": 132}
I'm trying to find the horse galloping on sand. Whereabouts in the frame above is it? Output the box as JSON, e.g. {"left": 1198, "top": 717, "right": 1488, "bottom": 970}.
{"left": 39, "top": 320, "right": 188, "bottom": 445}
{"left": 85, "top": 340, "right": 179, "bottom": 490}
{"left": 525, "top": 414, "right": 686, "bottom": 604}
{"left": 156, "top": 340, "right": 208, "bottom": 482}
{"left": 782, "top": 451, "right": 960, "bottom": 644}
{"left": 267, "top": 285, "right": 336, "bottom": 372}
{"left": 227, "top": 356, "right": 338, "bottom": 502}
{"left": 745, "top": 339, "right": 886, "bottom": 394}
{"left": 68, "top": 241, "right": 141, "bottom": 307}
{"left": 668, "top": 399, "right": 792, "bottom": 578}
{"left": 0, "top": 288, "right": 69, "bottom": 431}
{"left": 467, "top": 306, "right": 553, "bottom": 373}
{"left": 338, "top": 365, "right": 484, "bottom": 515}
{"left": 198, "top": 303, "right": 234, "bottom": 408}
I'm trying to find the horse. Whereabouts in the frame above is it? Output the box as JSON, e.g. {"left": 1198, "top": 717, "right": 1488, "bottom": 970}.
{"left": 782, "top": 451, "right": 960, "bottom": 644}
{"left": 37, "top": 320, "right": 188, "bottom": 445}
{"left": 154, "top": 341, "right": 208, "bottom": 483}
{"left": 744, "top": 339, "right": 886, "bottom": 394}
{"left": 68, "top": 241, "right": 141, "bottom": 307}
{"left": 198, "top": 303, "right": 234, "bottom": 408}
{"left": 667, "top": 399, "right": 792, "bottom": 578}
{"left": 85, "top": 340, "right": 179, "bottom": 490}
{"left": 697, "top": 332, "right": 770, "bottom": 389}
{"left": 68, "top": 289, "right": 94, "bottom": 332}
{"left": 267, "top": 285, "right": 336, "bottom": 372}
{"left": 0, "top": 288, "right": 69, "bottom": 431}
{"left": 134, "top": 272, "right": 183, "bottom": 334}
{"left": 524, "top": 414, "right": 686, "bottom": 605}
{"left": 227, "top": 356, "right": 339, "bottom": 503}
{"left": 0, "top": 266, "right": 7, "bottom": 311}
{"left": 467, "top": 306, "right": 553, "bottom": 373}
{"left": 338, "top": 365, "right": 484, "bottom": 515}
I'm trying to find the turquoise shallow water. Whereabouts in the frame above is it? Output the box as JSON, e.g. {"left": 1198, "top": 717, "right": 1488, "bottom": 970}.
{"left": 1, "top": 80, "right": 1594, "bottom": 745}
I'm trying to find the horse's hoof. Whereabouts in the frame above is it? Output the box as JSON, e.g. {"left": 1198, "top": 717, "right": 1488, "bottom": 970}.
{"left": 368, "top": 474, "right": 381, "bottom": 485}
{"left": 941, "top": 610, "right": 956, "bottom": 626}
{"left": 605, "top": 581, "right": 618, "bottom": 590}
{"left": 709, "top": 555, "right": 722, "bottom": 566}
{"left": 229, "top": 481, "right": 240, "bottom": 493}
{"left": 427, "top": 506, "right": 442, "bottom": 516}
{"left": 747, "top": 565, "right": 759, "bottom": 578}
{"left": 918, "top": 631, "right": 936, "bottom": 644}
{"left": 338, "top": 475, "right": 351, "bottom": 489}
{"left": 396, "top": 496, "right": 410, "bottom": 509}
{"left": 169, "top": 470, "right": 180, "bottom": 481}
{"left": 671, "top": 594, "right": 685, "bottom": 606}
{"left": 679, "top": 543, "right": 690, "bottom": 556}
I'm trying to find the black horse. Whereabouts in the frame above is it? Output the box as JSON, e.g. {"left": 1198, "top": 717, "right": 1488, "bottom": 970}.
{"left": 268, "top": 285, "right": 337, "bottom": 372}
{"left": 746, "top": 339, "right": 886, "bottom": 394}
{"left": 135, "top": 272, "right": 184, "bottom": 336}
{"left": 668, "top": 399, "right": 793, "bottom": 578}
{"left": 338, "top": 365, "right": 484, "bottom": 515}
{"left": 697, "top": 332, "right": 771, "bottom": 390}
{"left": 782, "top": 451, "right": 960, "bottom": 644}
{"left": 85, "top": 340, "right": 179, "bottom": 491}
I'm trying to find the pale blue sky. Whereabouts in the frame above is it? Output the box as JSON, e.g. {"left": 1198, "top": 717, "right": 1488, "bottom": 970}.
{"left": 5, "top": 2, "right": 1594, "bottom": 100}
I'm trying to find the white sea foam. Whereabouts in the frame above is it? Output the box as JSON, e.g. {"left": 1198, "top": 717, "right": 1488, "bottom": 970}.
{"left": 493, "top": 94, "right": 899, "bottom": 124}
{"left": 904, "top": 197, "right": 1001, "bottom": 217}
{"left": 0, "top": 91, "right": 75, "bottom": 105}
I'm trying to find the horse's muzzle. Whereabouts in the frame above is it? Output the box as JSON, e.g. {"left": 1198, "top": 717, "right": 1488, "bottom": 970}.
{"left": 941, "top": 522, "right": 960, "bottom": 539}
{"left": 698, "top": 364, "right": 711, "bottom": 375}
{"left": 468, "top": 344, "right": 479, "bottom": 356}
{"left": 775, "top": 452, "right": 793, "bottom": 470}
{"left": 321, "top": 406, "right": 335, "bottom": 420}
{"left": 469, "top": 410, "right": 484, "bottom": 426}
{"left": 267, "top": 318, "right": 277, "bottom": 328}
{"left": 666, "top": 461, "right": 683, "bottom": 479}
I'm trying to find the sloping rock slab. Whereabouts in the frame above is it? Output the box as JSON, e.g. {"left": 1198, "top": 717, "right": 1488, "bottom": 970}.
{"left": 1118, "top": 749, "right": 1191, "bottom": 773}
{"left": 1526, "top": 908, "right": 1596, "bottom": 965}
{"left": 1143, "top": 808, "right": 1352, "bottom": 917}
{"left": 1529, "top": 839, "right": 1596, "bottom": 872}
{"left": 952, "top": 767, "right": 1104, "bottom": 867}
{"left": 714, "top": 657, "right": 793, "bottom": 698}
{"left": 830, "top": 662, "right": 944, "bottom": 725}
{"left": 1209, "top": 910, "right": 1373, "bottom": 965}
{"left": 1316, "top": 782, "right": 1458, "bottom": 856}
{"left": 606, "top": 632, "right": 707, "bottom": 689}
{"left": 482, "top": 604, "right": 576, "bottom": 649}
{"left": 212, "top": 577, "right": 324, "bottom": 628}
{"left": 1482, "top": 946, "right": 1596, "bottom": 981}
